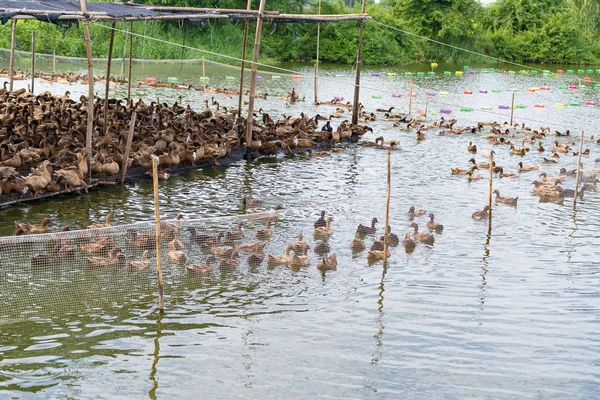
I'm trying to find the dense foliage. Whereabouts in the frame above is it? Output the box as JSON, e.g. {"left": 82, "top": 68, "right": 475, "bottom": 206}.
{"left": 0, "top": 0, "right": 598, "bottom": 65}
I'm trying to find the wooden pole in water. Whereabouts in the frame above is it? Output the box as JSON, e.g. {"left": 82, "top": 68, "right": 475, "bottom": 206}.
{"left": 488, "top": 150, "right": 494, "bottom": 229}
{"left": 202, "top": 56, "right": 207, "bottom": 91}
{"left": 120, "top": 111, "right": 137, "bottom": 185}
{"left": 351, "top": 0, "right": 367, "bottom": 125}
{"left": 510, "top": 92, "right": 515, "bottom": 126}
{"left": 573, "top": 130, "right": 585, "bottom": 207}
{"left": 127, "top": 21, "right": 134, "bottom": 102}
{"left": 383, "top": 147, "right": 391, "bottom": 262}
{"left": 104, "top": 22, "right": 116, "bottom": 136}
{"left": 9, "top": 20, "right": 17, "bottom": 92}
{"left": 245, "top": 0, "right": 267, "bottom": 152}
{"left": 80, "top": 0, "right": 94, "bottom": 184}
{"left": 53, "top": 50, "right": 56, "bottom": 75}
{"left": 152, "top": 155, "right": 165, "bottom": 313}
{"left": 237, "top": 0, "right": 251, "bottom": 115}
{"left": 30, "top": 31, "right": 35, "bottom": 94}
{"left": 313, "top": 0, "right": 321, "bottom": 104}
{"left": 408, "top": 76, "right": 413, "bottom": 115}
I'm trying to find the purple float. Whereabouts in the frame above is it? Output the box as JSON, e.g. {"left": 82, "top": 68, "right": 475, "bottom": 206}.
{"left": 371, "top": 73, "right": 381, "bottom": 77}
{"left": 426, "top": 91, "right": 437, "bottom": 96}
{"left": 499, "top": 105, "right": 510, "bottom": 109}
{"left": 392, "top": 93, "right": 402, "bottom": 98}
{"left": 333, "top": 96, "right": 344, "bottom": 102}
{"left": 440, "top": 108, "right": 452, "bottom": 114}
{"left": 479, "top": 90, "right": 488, "bottom": 94}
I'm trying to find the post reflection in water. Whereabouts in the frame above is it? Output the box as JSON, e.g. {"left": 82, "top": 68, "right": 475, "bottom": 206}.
{"left": 148, "top": 311, "right": 164, "bottom": 400}
{"left": 479, "top": 229, "right": 492, "bottom": 325}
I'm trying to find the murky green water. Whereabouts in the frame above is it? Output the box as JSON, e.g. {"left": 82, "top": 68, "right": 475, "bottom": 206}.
{"left": 1, "top": 56, "right": 599, "bottom": 398}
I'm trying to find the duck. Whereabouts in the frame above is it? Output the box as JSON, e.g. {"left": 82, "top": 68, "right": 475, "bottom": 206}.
{"left": 466, "top": 170, "right": 482, "bottom": 180}
{"left": 80, "top": 236, "right": 116, "bottom": 255}
{"left": 234, "top": 241, "right": 267, "bottom": 253}
{"left": 247, "top": 252, "right": 265, "bottom": 267}
{"left": 472, "top": 206, "right": 490, "bottom": 220}
{"left": 350, "top": 232, "right": 366, "bottom": 251}
{"left": 85, "top": 248, "right": 126, "bottom": 268}
{"left": 225, "top": 221, "right": 244, "bottom": 241}
{"left": 539, "top": 172, "right": 565, "bottom": 184}
{"left": 370, "top": 239, "right": 384, "bottom": 252}
{"left": 14, "top": 217, "right": 51, "bottom": 234}
{"left": 313, "top": 216, "right": 333, "bottom": 238}
{"left": 127, "top": 229, "right": 156, "bottom": 249}
{"left": 379, "top": 226, "right": 400, "bottom": 247}
{"left": 452, "top": 165, "right": 479, "bottom": 175}
{"left": 290, "top": 252, "right": 310, "bottom": 268}
{"left": 498, "top": 168, "right": 517, "bottom": 178}
{"left": 167, "top": 245, "right": 187, "bottom": 264}
{"left": 408, "top": 206, "right": 426, "bottom": 217}
{"left": 31, "top": 244, "right": 76, "bottom": 266}
{"left": 127, "top": 250, "right": 151, "bottom": 270}
{"left": 210, "top": 243, "right": 234, "bottom": 258}
{"left": 509, "top": 145, "right": 526, "bottom": 156}
{"left": 255, "top": 221, "right": 273, "bottom": 241}
{"left": 314, "top": 238, "right": 331, "bottom": 256}
{"left": 518, "top": 162, "right": 539, "bottom": 172}
{"left": 314, "top": 210, "right": 326, "bottom": 228}
{"left": 267, "top": 245, "right": 293, "bottom": 266}
{"left": 292, "top": 233, "right": 310, "bottom": 255}
{"left": 356, "top": 217, "right": 378, "bottom": 236}
{"left": 410, "top": 223, "right": 434, "bottom": 244}
{"left": 543, "top": 156, "right": 559, "bottom": 164}
{"left": 573, "top": 149, "right": 591, "bottom": 157}
{"left": 54, "top": 169, "right": 88, "bottom": 192}
{"left": 87, "top": 213, "right": 113, "bottom": 229}
{"left": 493, "top": 189, "right": 518, "bottom": 206}
{"left": 218, "top": 251, "right": 241, "bottom": 270}
{"left": 467, "top": 141, "right": 477, "bottom": 153}
{"left": 242, "top": 195, "right": 262, "bottom": 206}
{"left": 426, "top": 214, "right": 443, "bottom": 232}
{"left": 537, "top": 142, "right": 545, "bottom": 152}
{"left": 367, "top": 249, "right": 390, "bottom": 262}
{"left": 402, "top": 232, "right": 416, "bottom": 251}
{"left": 186, "top": 255, "right": 216, "bottom": 275}
{"left": 187, "top": 228, "right": 221, "bottom": 248}
{"left": 317, "top": 254, "right": 337, "bottom": 270}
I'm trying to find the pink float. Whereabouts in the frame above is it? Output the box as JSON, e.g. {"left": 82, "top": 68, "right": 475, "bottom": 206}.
{"left": 534, "top": 104, "right": 545, "bottom": 108}
{"left": 568, "top": 85, "right": 578, "bottom": 89}
{"left": 585, "top": 101, "right": 596, "bottom": 106}
{"left": 145, "top": 77, "right": 157, "bottom": 84}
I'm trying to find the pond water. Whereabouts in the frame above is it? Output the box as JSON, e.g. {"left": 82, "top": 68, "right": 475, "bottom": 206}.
{"left": 0, "top": 55, "right": 599, "bottom": 398}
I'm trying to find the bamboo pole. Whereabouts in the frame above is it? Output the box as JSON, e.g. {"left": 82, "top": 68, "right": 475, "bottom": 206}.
{"left": 488, "top": 150, "right": 494, "bottom": 229}
{"left": 104, "top": 22, "right": 116, "bottom": 136}
{"left": 383, "top": 147, "right": 391, "bottom": 262}
{"left": 408, "top": 76, "right": 413, "bottom": 115}
{"left": 9, "top": 20, "right": 17, "bottom": 92}
{"left": 120, "top": 24, "right": 128, "bottom": 80}
{"left": 573, "top": 130, "right": 585, "bottom": 207}
{"left": 313, "top": 0, "right": 321, "bottom": 104}
{"left": 52, "top": 50, "right": 56, "bottom": 75}
{"left": 202, "top": 56, "right": 207, "bottom": 91}
{"left": 152, "top": 155, "right": 165, "bottom": 313}
{"left": 351, "top": 0, "right": 367, "bottom": 125}
{"left": 127, "top": 21, "right": 134, "bottom": 102}
{"left": 510, "top": 92, "right": 515, "bottom": 126}
{"left": 237, "top": 0, "right": 252, "bottom": 115}
{"left": 30, "top": 31, "right": 35, "bottom": 94}
{"left": 245, "top": 0, "right": 267, "bottom": 152}
{"left": 120, "top": 111, "right": 137, "bottom": 184}
{"left": 80, "top": 0, "right": 94, "bottom": 184}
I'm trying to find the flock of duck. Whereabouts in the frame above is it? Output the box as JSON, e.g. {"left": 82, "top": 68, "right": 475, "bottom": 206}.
{"left": 17, "top": 193, "right": 448, "bottom": 274}
{"left": 0, "top": 81, "right": 373, "bottom": 203}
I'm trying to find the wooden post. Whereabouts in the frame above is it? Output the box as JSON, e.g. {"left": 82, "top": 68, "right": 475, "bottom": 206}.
{"left": 120, "top": 111, "right": 137, "bottom": 184}
{"left": 120, "top": 24, "right": 128, "bottom": 80}
{"left": 53, "top": 50, "right": 56, "bottom": 75}
{"left": 80, "top": 0, "right": 94, "bottom": 184}
{"left": 314, "top": 0, "right": 321, "bottom": 104}
{"left": 202, "top": 56, "right": 207, "bottom": 91}
{"left": 573, "top": 130, "right": 585, "bottom": 207}
{"left": 408, "top": 76, "right": 413, "bottom": 115}
{"left": 245, "top": 0, "right": 267, "bottom": 152}
{"left": 510, "top": 92, "right": 515, "bottom": 126}
{"left": 488, "top": 150, "right": 494, "bottom": 229}
{"left": 127, "top": 21, "right": 134, "bottom": 102}
{"left": 383, "top": 148, "right": 391, "bottom": 262}
{"left": 9, "top": 20, "right": 17, "bottom": 92}
{"left": 238, "top": 0, "right": 252, "bottom": 117}
{"left": 351, "top": 0, "right": 367, "bottom": 125}
{"left": 152, "top": 155, "right": 165, "bottom": 313}
{"left": 104, "top": 22, "right": 116, "bottom": 136}
{"left": 30, "top": 31, "right": 35, "bottom": 94}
